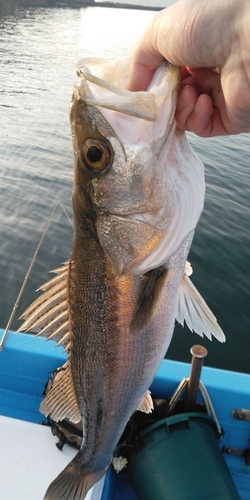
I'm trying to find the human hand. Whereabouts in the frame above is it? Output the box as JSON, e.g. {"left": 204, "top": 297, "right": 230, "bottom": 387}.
{"left": 127, "top": 0, "right": 250, "bottom": 137}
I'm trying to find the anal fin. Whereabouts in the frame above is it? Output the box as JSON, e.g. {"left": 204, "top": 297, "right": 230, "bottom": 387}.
{"left": 136, "top": 390, "right": 154, "bottom": 414}
{"left": 40, "top": 361, "right": 81, "bottom": 424}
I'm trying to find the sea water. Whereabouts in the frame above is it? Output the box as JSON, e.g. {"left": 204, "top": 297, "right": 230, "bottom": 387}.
{"left": 0, "top": 4, "right": 249, "bottom": 372}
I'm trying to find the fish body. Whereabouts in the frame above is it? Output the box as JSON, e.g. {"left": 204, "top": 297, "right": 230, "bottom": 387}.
{"left": 19, "top": 58, "right": 224, "bottom": 500}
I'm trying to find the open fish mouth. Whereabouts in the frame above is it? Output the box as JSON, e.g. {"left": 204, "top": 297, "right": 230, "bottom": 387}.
{"left": 76, "top": 58, "right": 158, "bottom": 122}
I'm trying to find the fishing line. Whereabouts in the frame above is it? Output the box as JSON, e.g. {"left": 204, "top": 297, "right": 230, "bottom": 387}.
{"left": 0, "top": 201, "right": 73, "bottom": 351}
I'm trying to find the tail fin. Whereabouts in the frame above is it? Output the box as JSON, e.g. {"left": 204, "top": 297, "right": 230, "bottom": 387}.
{"left": 43, "top": 456, "right": 108, "bottom": 500}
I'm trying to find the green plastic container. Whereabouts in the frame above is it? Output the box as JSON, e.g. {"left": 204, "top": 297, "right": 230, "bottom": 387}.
{"left": 127, "top": 413, "right": 241, "bottom": 500}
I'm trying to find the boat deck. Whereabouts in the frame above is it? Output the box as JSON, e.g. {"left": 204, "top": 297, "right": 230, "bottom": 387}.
{"left": 0, "top": 415, "right": 105, "bottom": 500}
{"left": 0, "top": 330, "right": 249, "bottom": 499}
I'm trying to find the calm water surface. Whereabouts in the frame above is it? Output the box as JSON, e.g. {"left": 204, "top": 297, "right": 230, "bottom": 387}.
{"left": 0, "top": 5, "right": 249, "bottom": 373}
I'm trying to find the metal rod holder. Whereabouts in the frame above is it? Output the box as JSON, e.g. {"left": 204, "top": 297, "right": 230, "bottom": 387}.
{"left": 185, "top": 345, "right": 208, "bottom": 412}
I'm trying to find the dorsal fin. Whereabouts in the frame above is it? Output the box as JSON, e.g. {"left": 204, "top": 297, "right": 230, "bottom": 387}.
{"left": 176, "top": 274, "right": 225, "bottom": 342}
{"left": 17, "top": 261, "right": 72, "bottom": 353}
{"left": 40, "top": 361, "right": 81, "bottom": 424}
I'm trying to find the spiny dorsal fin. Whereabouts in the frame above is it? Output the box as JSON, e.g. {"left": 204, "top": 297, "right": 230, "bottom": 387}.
{"left": 17, "top": 261, "right": 72, "bottom": 353}
{"left": 136, "top": 390, "right": 154, "bottom": 414}
{"left": 40, "top": 361, "right": 81, "bottom": 424}
{"left": 176, "top": 274, "right": 225, "bottom": 342}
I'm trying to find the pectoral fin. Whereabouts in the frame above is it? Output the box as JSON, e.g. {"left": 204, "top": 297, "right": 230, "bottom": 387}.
{"left": 137, "top": 390, "right": 154, "bottom": 414}
{"left": 176, "top": 274, "right": 225, "bottom": 342}
{"left": 131, "top": 267, "right": 168, "bottom": 333}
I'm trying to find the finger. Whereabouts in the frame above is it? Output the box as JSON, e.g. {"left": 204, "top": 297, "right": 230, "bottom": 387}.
{"left": 180, "top": 74, "right": 202, "bottom": 94}
{"left": 186, "top": 94, "right": 215, "bottom": 137}
{"left": 175, "top": 85, "right": 198, "bottom": 131}
{"left": 126, "top": 60, "right": 162, "bottom": 92}
{"left": 186, "top": 67, "right": 222, "bottom": 99}
{"left": 127, "top": 10, "right": 168, "bottom": 91}
{"left": 176, "top": 90, "right": 229, "bottom": 137}
{"left": 187, "top": 95, "right": 230, "bottom": 137}
{"left": 187, "top": 67, "right": 250, "bottom": 134}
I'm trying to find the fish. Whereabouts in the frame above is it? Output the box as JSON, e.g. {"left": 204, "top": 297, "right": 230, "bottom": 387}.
{"left": 18, "top": 57, "right": 225, "bottom": 500}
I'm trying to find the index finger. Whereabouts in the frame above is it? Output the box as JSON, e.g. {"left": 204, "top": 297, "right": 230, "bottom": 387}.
{"left": 127, "top": 54, "right": 164, "bottom": 92}
{"left": 127, "top": 13, "right": 165, "bottom": 91}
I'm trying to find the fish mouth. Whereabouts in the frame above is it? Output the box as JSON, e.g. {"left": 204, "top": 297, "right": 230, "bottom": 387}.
{"left": 76, "top": 60, "right": 157, "bottom": 122}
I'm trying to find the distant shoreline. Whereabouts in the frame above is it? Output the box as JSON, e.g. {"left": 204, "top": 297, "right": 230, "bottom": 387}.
{"left": 57, "top": 1, "right": 162, "bottom": 11}
{"left": 1, "top": 0, "right": 163, "bottom": 12}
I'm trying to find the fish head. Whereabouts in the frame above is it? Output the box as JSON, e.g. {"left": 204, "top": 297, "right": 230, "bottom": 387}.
{"left": 70, "top": 58, "right": 205, "bottom": 276}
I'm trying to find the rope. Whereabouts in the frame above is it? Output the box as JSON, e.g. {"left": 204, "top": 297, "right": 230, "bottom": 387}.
{"left": 168, "top": 377, "right": 222, "bottom": 436}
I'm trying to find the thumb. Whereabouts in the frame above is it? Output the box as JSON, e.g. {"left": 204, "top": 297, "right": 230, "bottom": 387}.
{"left": 126, "top": 11, "right": 165, "bottom": 91}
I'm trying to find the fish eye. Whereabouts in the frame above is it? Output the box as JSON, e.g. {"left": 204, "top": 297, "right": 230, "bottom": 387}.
{"left": 82, "top": 139, "right": 111, "bottom": 173}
